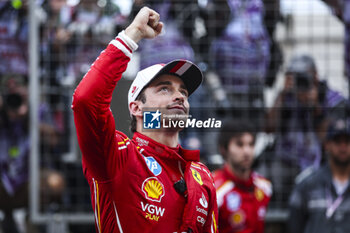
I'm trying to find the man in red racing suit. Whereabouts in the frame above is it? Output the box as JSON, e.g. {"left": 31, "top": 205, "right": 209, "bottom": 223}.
{"left": 72, "top": 7, "right": 218, "bottom": 233}
{"left": 213, "top": 121, "right": 272, "bottom": 233}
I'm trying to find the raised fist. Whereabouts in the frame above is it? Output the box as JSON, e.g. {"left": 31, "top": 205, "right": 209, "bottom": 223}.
{"left": 125, "top": 7, "right": 163, "bottom": 43}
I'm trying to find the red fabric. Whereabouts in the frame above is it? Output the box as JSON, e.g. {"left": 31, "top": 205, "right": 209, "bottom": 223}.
{"left": 180, "top": 162, "right": 219, "bottom": 233}
{"left": 169, "top": 60, "right": 186, "bottom": 73}
{"left": 213, "top": 165, "right": 272, "bottom": 233}
{"left": 72, "top": 38, "right": 218, "bottom": 233}
{"left": 116, "top": 38, "right": 132, "bottom": 53}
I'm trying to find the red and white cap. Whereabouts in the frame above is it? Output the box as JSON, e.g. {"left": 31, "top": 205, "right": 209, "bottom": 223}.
{"left": 128, "top": 60, "right": 203, "bottom": 106}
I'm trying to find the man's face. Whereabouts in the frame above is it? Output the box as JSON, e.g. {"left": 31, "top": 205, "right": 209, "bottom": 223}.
{"left": 285, "top": 73, "right": 317, "bottom": 106}
{"left": 326, "top": 135, "right": 350, "bottom": 166}
{"left": 141, "top": 74, "right": 190, "bottom": 118}
{"left": 226, "top": 133, "right": 255, "bottom": 172}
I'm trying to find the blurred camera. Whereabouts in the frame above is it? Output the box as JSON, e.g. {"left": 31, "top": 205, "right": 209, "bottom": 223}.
{"left": 286, "top": 55, "right": 316, "bottom": 92}
{"left": 294, "top": 72, "right": 312, "bottom": 91}
{"left": 3, "top": 93, "right": 23, "bottom": 110}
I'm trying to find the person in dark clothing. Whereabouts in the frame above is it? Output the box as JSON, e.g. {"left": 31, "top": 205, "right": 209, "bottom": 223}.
{"left": 288, "top": 117, "right": 350, "bottom": 233}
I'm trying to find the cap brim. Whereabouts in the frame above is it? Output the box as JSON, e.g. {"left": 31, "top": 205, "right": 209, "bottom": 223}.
{"left": 327, "top": 131, "right": 350, "bottom": 140}
{"left": 151, "top": 59, "right": 203, "bottom": 96}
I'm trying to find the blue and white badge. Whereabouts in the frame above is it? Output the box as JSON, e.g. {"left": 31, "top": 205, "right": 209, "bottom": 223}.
{"left": 227, "top": 192, "right": 241, "bottom": 211}
{"left": 144, "top": 156, "right": 162, "bottom": 176}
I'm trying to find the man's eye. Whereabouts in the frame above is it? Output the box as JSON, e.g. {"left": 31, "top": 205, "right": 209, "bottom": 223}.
{"left": 160, "top": 87, "right": 169, "bottom": 92}
{"left": 181, "top": 90, "right": 189, "bottom": 97}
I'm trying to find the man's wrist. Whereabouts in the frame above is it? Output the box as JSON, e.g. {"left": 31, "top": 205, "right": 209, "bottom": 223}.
{"left": 110, "top": 30, "right": 138, "bottom": 58}
{"left": 118, "top": 30, "right": 138, "bottom": 51}
{"left": 125, "top": 25, "right": 143, "bottom": 43}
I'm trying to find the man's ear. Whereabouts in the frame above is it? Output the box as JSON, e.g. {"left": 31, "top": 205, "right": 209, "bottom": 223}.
{"left": 324, "top": 141, "right": 331, "bottom": 153}
{"left": 129, "top": 101, "right": 143, "bottom": 118}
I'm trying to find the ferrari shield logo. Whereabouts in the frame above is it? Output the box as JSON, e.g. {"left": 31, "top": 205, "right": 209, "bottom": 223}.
{"left": 191, "top": 168, "right": 203, "bottom": 185}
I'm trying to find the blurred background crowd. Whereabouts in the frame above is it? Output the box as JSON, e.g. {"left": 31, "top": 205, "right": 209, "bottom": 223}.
{"left": 0, "top": 0, "right": 349, "bottom": 232}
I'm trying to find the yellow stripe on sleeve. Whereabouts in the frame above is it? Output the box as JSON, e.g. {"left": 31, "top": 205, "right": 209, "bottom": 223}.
{"left": 212, "top": 211, "right": 217, "bottom": 233}
{"left": 95, "top": 180, "right": 102, "bottom": 232}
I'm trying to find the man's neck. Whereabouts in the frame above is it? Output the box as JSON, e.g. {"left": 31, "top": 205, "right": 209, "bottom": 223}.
{"left": 136, "top": 120, "right": 181, "bottom": 147}
{"left": 330, "top": 161, "right": 350, "bottom": 183}
{"left": 141, "top": 130, "right": 179, "bottom": 148}
{"left": 228, "top": 164, "right": 251, "bottom": 181}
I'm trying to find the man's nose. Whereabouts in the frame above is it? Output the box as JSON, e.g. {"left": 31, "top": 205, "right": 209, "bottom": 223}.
{"left": 243, "top": 145, "right": 253, "bottom": 156}
{"left": 173, "top": 90, "right": 185, "bottom": 103}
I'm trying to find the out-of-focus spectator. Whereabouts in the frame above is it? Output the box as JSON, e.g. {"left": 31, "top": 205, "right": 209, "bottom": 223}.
{"left": 40, "top": 0, "right": 74, "bottom": 107}
{"left": 0, "top": 1, "right": 28, "bottom": 76}
{"left": 40, "top": 0, "right": 124, "bottom": 157}
{"left": 40, "top": 0, "right": 123, "bottom": 86}
{"left": 0, "top": 78, "right": 65, "bottom": 233}
{"left": 0, "top": 78, "right": 30, "bottom": 233}
{"left": 288, "top": 118, "right": 350, "bottom": 233}
{"left": 213, "top": 120, "right": 272, "bottom": 233}
{"left": 264, "top": 54, "right": 348, "bottom": 206}
{"left": 262, "top": 0, "right": 283, "bottom": 87}
{"left": 346, "top": 0, "right": 350, "bottom": 95}
{"left": 208, "top": 0, "right": 271, "bottom": 130}
{"left": 67, "top": 0, "right": 121, "bottom": 80}
{"left": 322, "top": 0, "right": 350, "bottom": 96}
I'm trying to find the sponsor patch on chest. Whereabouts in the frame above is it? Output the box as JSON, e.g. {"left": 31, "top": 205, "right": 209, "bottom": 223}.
{"left": 141, "top": 201, "right": 165, "bottom": 222}
{"left": 226, "top": 192, "right": 241, "bottom": 211}
{"left": 142, "top": 177, "right": 165, "bottom": 202}
{"left": 144, "top": 156, "right": 162, "bottom": 176}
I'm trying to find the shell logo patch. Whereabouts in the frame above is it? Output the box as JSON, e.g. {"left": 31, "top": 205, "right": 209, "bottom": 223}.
{"left": 191, "top": 168, "right": 203, "bottom": 185}
{"left": 230, "top": 210, "right": 246, "bottom": 226}
{"left": 142, "top": 177, "right": 165, "bottom": 202}
{"left": 255, "top": 188, "right": 264, "bottom": 201}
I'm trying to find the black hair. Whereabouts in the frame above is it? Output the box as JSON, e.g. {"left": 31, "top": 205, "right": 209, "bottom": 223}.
{"left": 130, "top": 91, "right": 146, "bottom": 133}
{"left": 218, "top": 120, "right": 256, "bottom": 153}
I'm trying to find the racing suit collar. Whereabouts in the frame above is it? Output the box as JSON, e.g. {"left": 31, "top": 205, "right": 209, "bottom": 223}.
{"left": 223, "top": 164, "right": 254, "bottom": 191}
{"left": 132, "top": 132, "right": 200, "bottom": 162}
